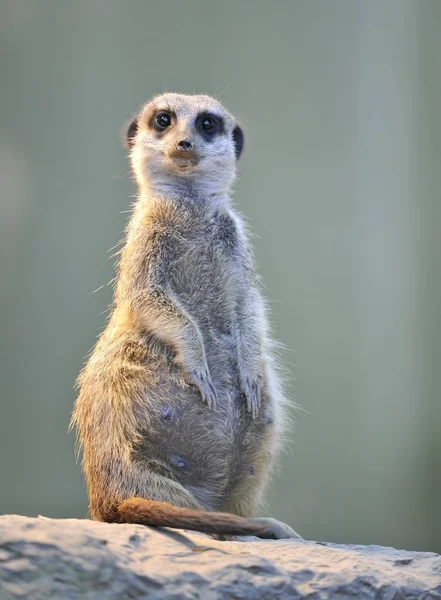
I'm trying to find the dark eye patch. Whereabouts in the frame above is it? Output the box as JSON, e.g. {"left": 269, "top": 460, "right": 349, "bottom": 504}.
{"left": 148, "top": 109, "right": 176, "bottom": 133}
{"left": 196, "top": 112, "right": 224, "bottom": 140}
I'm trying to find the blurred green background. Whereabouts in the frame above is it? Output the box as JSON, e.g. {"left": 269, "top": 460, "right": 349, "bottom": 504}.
{"left": 1, "top": 0, "right": 440, "bottom": 553}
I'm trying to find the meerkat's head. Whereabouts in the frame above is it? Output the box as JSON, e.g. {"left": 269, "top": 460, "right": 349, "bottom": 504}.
{"left": 125, "top": 93, "right": 244, "bottom": 197}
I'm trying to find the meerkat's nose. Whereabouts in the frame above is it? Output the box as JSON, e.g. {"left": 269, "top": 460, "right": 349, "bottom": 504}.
{"left": 176, "top": 138, "right": 193, "bottom": 151}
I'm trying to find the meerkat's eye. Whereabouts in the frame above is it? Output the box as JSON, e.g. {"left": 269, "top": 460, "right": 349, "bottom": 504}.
{"left": 201, "top": 116, "right": 215, "bottom": 131}
{"left": 197, "top": 113, "right": 224, "bottom": 139}
{"left": 154, "top": 111, "right": 172, "bottom": 131}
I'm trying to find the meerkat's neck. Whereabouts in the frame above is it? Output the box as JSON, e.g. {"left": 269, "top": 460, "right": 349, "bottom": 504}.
{"left": 138, "top": 179, "right": 233, "bottom": 215}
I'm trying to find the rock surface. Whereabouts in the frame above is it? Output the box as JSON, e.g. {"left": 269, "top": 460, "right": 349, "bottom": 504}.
{"left": 0, "top": 515, "right": 440, "bottom": 599}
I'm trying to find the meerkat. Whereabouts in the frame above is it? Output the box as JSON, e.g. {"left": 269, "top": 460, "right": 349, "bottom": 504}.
{"left": 70, "top": 93, "right": 299, "bottom": 540}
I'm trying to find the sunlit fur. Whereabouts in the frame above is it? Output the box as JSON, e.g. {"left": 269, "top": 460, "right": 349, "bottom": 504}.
{"left": 70, "top": 94, "right": 299, "bottom": 539}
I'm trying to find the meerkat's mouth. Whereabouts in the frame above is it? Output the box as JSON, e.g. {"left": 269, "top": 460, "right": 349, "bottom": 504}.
{"left": 168, "top": 151, "right": 200, "bottom": 169}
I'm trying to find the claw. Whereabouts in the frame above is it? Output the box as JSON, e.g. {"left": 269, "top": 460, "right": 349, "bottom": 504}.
{"left": 240, "top": 373, "right": 262, "bottom": 418}
{"left": 185, "top": 366, "right": 218, "bottom": 410}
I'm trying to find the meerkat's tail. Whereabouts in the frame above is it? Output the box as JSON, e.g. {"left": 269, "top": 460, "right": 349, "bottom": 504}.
{"left": 117, "top": 497, "right": 266, "bottom": 537}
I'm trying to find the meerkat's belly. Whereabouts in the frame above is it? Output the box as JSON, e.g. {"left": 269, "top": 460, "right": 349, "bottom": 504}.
{"left": 134, "top": 344, "right": 274, "bottom": 511}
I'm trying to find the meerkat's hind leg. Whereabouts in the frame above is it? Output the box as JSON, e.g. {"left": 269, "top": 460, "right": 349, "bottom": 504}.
{"left": 113, "top": 468, "right": 268, "bottom": 537}
{"left": 218, "top": 449, "right": 302, "bottom": 540}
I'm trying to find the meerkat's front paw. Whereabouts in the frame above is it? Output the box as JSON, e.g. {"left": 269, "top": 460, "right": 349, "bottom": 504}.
{"left": 239, "top": 371, "right": 262, "bottom": 418}
{"left": 185, "top": 365, "right": 218, "bottom": 410}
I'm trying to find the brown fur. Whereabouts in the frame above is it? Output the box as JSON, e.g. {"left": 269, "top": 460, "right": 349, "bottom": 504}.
{"left": 117, "top": 498, "right": 266, "bottom": 536}
{"left": 71, "top": 94, "right": 299, "bottom": 540}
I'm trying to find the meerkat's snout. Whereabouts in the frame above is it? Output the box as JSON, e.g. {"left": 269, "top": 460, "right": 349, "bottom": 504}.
{"left": 168, "top": 134, "right": 199, "bottom": 169}
{"left": 176, "top": 138, "right": 193, "bottom": 151}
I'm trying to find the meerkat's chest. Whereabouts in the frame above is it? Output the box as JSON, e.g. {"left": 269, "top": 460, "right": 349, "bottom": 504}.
{"left": 169, "top": 216, "right": 241, "bottom": 315}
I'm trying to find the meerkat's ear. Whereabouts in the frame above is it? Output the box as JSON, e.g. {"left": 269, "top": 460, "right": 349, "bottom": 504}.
{"left": 233, "top": 125, "right": 244, "bottom": 160}
{"left": 125, "top": 117, "right": 139, "bottom": 149}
